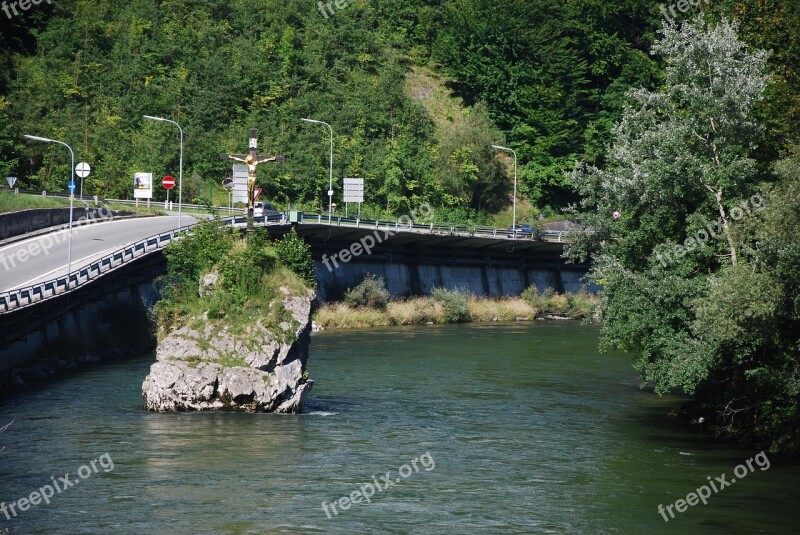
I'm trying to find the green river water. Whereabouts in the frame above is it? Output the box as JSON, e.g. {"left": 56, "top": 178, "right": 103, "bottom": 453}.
{"left": 1, "top": 322, "right": 798, "bottom": 534}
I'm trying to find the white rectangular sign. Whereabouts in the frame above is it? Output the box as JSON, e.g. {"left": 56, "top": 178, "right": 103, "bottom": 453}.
{"left": 343, "top": 177, "right": 364, "bottom": 203}
{"left": 133, "top": 172, "right": 153, "bottom": 199}
{"left": 232, "top": 165, "right": 249, "bottom": 204}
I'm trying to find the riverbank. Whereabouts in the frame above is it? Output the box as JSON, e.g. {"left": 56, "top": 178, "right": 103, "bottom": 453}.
{"left": 314, "top": 291, "right": 600, "bottom": 330}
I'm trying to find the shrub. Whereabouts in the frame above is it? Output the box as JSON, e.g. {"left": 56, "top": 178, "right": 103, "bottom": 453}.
{"left": 431, "top": 287, "right": 471, "bottom": 322}
{"left": 521, "top": 285, "right": 544, "bottom": 309}
{"left": 343, "top": 274, "right": 391, "bottom": 310}
{"left": 163, "top": 219, "right": 235, "bottom": 283}
{"left": 276, "top": 230, "right": 316, "bottom": 286}
{"left": 218, "top": 241, "right": 279, "bottom": 298}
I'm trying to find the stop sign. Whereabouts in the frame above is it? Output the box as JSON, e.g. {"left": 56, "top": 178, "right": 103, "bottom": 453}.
{"left": 162, "top": 175, "right": 176, "bottom": 190}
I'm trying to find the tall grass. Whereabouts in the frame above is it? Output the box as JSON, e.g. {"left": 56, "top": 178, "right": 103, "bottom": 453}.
{"left": 314, "top": 291, "right": 600, "bottom": 330}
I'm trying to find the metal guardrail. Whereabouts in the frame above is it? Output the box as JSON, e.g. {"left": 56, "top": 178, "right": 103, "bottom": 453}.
{"left": 6, "top": 188, "right": 244, "bottom": 214}
{"left": 0, "top": 228, "right": 184, "bottom": 314}
{"left": 303, "top": 214, "right": 571, "bottom": 242}
{"left": 6, "top": 188, "right": 570, "bottom": 240}
{"left": 0, "top": 215, "right": 253, "bottom": 315}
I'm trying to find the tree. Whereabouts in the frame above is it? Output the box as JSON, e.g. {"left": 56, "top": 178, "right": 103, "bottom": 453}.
{"left": 567, "top": 17, "right": 799, "bottom": 453}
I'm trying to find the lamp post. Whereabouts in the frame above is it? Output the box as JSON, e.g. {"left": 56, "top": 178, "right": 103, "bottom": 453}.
{"left": 492, "top": 144, "right": 518, "bottom": 236}
{"left": 24, "top": 135, "right": 75, "bottom": 275}
{"left": 301, "top": 118, "right": 334, "bottom": 221}
{"left": 143, "top": 115, "right": 183, "bottom": 229}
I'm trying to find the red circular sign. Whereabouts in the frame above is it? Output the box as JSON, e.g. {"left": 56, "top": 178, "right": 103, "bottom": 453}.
{"left": 222, "top": 177, "right": 234, "bottom": 191}
{"left": 162, "top": 175, "right": 176, "bottom": 190}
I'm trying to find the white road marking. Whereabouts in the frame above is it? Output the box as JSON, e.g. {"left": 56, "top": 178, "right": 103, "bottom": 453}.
{"left": 0, "top": 216, "right": 179, "bottom": 254}
{"left": 6, "top": 247, "right": 121, "bottom": 290}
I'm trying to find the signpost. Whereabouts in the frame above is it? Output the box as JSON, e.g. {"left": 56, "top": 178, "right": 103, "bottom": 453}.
{"left": 231, "top": 165, "right": 249, "bottom": 205}
{"left": 75, "top": 162, "right": 90, "bottom": 200}
{"left": 134, "top": 172, "right": 153, "bottom": 207}
{"left": 343, "top": 177, "right": 364, "bottom": 217}
{"left": 163, "top": 175, "right": 175, "bottom": 209}
{"left": 222, "top": 177, "right": 234, "bottom": 213}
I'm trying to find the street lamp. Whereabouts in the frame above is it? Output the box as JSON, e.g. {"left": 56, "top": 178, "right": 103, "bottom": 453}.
{"left": 24, "top": 134, "right": 75, "bottom": 275}
{"left": 301, "top": 118, "right": 334, "bottom": 221}
{"left": 143, "top": 115, "right": 184, "bottom": 229}
{"left": 492, "top": 144, "right": 518, "bottom": 236}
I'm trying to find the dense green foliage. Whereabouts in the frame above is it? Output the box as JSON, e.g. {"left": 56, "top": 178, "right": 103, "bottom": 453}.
{"left": 430, "top": 287, "right": 471, "bottom": 323}
{"left": 568, "top": 17, "right": 800, "bottom": 454}
{"left": 275, "top": 229, "right": 316, "bottom": 286}
{"left": 3, "top": 1, "right": 795, "bottom": 218}
{"left": 156, "top": 220, "right": 308, "bottom": 329}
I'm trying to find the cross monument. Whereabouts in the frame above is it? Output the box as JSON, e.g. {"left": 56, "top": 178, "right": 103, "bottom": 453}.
{"left": 220, "top": 128, "right": 284, "bottom": 222}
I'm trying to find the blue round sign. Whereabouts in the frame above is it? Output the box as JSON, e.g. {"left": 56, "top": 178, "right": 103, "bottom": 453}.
{"left": 68, "top": 181, "right": 76, "bottom": 193}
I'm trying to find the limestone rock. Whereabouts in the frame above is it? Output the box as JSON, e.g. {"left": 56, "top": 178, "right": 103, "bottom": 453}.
{"left": 199, "top": 270, "right": 219, "bottom": 297}
{"left": 142, "top": 288, "right": 315, "bottom": 413}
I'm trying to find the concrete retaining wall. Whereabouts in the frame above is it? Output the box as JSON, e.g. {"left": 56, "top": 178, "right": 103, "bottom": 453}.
{"left": 0, "top": 207, "right": 115, "bottom": 241}
{"left": 314, "top": 259, "right": 595, "bottom": 301}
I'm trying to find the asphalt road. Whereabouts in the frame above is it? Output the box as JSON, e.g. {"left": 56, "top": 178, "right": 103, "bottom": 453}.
{"left": 0, "top": 215, "right": 196, "bottom": 292}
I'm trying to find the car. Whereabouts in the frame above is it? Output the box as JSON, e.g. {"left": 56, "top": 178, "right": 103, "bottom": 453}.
{"left": 507, "top": 224, "right": 533, "bottom": 238}
{"left": 253, "top": 201, "right": 278, "bottom": 217}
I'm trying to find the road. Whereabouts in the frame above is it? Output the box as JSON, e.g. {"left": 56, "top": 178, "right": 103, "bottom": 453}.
{"left": 0, "top": 215, "right": 196, "bottom": 292}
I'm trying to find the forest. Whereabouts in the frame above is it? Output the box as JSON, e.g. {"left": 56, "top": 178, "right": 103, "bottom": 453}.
{"left": 1, "top": 1, "right": 799, "bottom": 453}
{"left": 0, "top": 1, "right": 793, "bottom": 221}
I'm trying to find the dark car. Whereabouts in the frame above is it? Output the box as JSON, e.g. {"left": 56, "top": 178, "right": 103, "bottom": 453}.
{"left": 507, "top": 224, "right": 533, "bottom": 238}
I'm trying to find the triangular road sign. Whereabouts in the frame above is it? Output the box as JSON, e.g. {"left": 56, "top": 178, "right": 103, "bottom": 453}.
{"left": 6, "top": 176, "right": 16, "bottom": 188}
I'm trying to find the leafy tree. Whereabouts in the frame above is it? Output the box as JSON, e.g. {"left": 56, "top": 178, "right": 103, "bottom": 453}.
{"left": 568, "top": 17, "right": 799, "bottom": 453}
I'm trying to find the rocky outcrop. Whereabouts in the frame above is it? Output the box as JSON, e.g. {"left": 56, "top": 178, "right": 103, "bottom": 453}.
{"left": 142, "top": 288, "right": 314, "bottom": 413}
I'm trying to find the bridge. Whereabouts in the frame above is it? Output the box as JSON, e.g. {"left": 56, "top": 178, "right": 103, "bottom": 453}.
{"left": 0, "top": 203, "right": 591, "bottom": 384}
{"left": 0, "top": 209, "right": 583, "bottom": 312}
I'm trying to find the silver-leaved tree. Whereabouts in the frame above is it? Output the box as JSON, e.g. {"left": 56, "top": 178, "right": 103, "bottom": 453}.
{"left": 567, "top": 16, "right": 800, "bottom": 454}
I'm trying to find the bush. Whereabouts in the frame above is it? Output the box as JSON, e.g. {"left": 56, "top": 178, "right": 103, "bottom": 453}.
{"left": 431, "top": 287, "right": 471, "bottom": 322}
{"left": 521, "top": 285, "right": 543, "bottom": 309}
{"left": 343, "top": 274, "right": 391, "bottom": 310}
{"left": 218, "top": 241, "right": 278, "bottom": 298}
{"left": 163, "top": 219, "right": 235, "bottom": 283}
{"left": 276, "top": 230, "right": 316, "bottom": 287}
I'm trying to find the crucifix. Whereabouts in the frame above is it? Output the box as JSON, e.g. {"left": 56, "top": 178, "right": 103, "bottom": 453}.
{"left": 220, "top": 128, "right": 284, "bottom": 223}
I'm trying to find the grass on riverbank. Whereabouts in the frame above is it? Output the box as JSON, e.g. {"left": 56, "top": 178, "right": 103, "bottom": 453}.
{"left": 314, "top": 292, "right": 600, "bottom": 330}
{"left": 0, "top": 189, "right": 71, "bottom": 212}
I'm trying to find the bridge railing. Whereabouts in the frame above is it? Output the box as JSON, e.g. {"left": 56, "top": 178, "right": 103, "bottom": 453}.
{"left": 0, "top": 226, "right": 196, "bottom": 314}
{"left": 7, "top": 188, "right": 245, "bottom": 214}
{"left": 0, "top": 214, "right": 255, "bottom": 315}
{"left": 303, "top": 214, "right": 571, "bottom": 242}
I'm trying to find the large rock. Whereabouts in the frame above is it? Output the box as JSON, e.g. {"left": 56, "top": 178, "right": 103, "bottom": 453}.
{"left": 142, "top": 288, "right": 315, "bottom": 413}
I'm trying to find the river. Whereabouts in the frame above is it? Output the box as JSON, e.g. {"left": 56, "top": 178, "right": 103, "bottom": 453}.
{"left": 1, "top": 322, "right": 798, "bottom": 534}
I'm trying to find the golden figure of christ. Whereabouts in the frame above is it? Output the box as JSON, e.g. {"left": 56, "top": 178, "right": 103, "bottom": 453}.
{"left": 220, "top": 128, "right": 284, "bottom": 218}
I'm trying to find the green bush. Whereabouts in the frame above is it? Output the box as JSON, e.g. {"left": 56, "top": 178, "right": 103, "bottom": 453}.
{"left": 218, "top": 242, "right": 278, "bottom": 298}
{"left": 276, "top": 230, "right": 316, "bottom": 287}
{"left": 344, "top": 274, "right": 391, "bottom": 310}
{"left": 521, "top": 285, "right": 544, "bottom": 309}
{"left": 431, "top": 287, "right": 471, "bottom": 322}
{"left": 163, "top": 219, "right": 235, "bottom": 283}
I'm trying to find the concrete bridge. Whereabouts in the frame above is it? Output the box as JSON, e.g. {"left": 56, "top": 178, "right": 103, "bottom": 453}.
{"left": 0, "top": 208, "right": 591, "bottom": 384}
